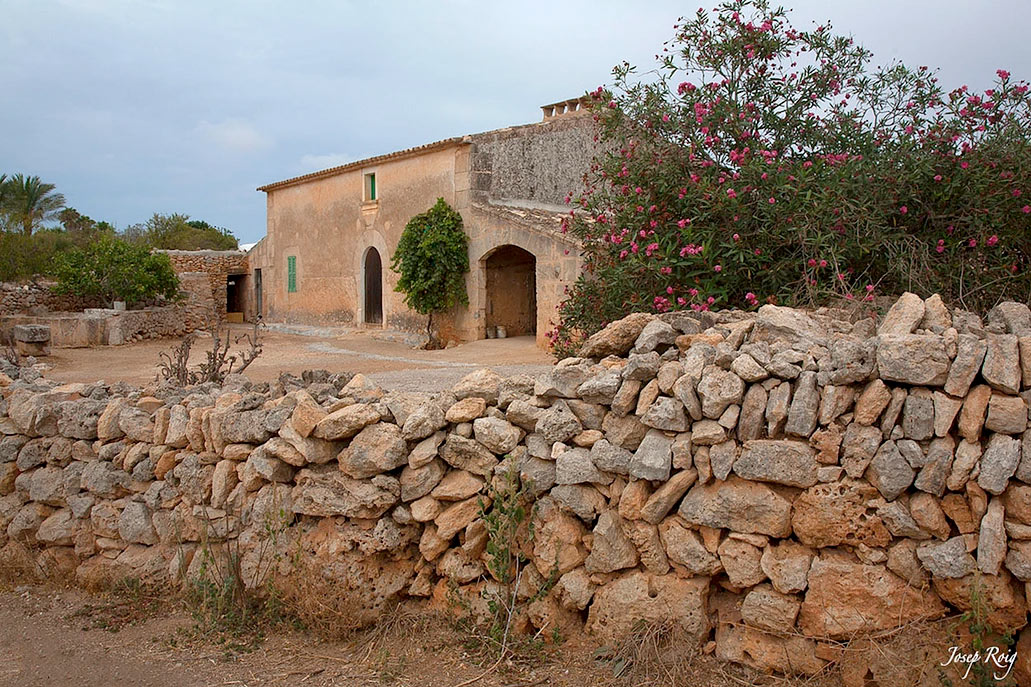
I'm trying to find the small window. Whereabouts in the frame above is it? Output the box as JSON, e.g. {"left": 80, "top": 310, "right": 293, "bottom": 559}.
{"left": 364, "top": 173, "right": 377, "bottom": 201}
{"left": 287, "top": 255, "right": 297, "bottom": 293}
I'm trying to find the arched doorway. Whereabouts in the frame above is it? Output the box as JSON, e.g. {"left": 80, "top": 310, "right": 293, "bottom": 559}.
{"left": 484, "top": 245, "right": 536, "bottom": 337}
{"left": 364, "top": 248, "right": 383, "bottom": 324}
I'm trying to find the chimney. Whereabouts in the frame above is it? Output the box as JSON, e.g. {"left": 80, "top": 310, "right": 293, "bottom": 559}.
{"left": 541, "top": 96, "right": 590, "bottom": 121}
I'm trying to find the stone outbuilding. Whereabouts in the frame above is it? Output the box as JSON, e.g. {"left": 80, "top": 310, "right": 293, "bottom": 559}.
{"left": 246, "top": 101, "right": 594, "bottom": 346}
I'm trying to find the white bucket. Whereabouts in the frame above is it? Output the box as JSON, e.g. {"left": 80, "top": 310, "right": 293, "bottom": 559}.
{"left": 496, "top": 326, "right": 507, "bottom": 339}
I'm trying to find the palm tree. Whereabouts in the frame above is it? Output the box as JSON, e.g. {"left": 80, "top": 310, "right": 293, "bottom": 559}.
{"left": 5, "top": 174, "right": 65, "bottom": 235}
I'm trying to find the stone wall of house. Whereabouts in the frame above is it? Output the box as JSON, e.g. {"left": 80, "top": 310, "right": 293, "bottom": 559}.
{"left": 160, "top": 250, "right": 249, "bottom": 322}
{"left": 3, "top": 293, "right": 1031, "bottom": 681}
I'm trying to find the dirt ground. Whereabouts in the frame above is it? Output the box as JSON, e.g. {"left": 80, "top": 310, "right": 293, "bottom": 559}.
{"left": 38, "top": 326, "right": 555, "bottom": 391}
{"left": 0, "top": 584, "right": 682, "bottom": 687}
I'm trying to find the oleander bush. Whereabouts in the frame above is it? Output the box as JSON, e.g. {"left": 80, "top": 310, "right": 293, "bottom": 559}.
{"left": 551, "top": 0, "right": 1031, "bottom": 356}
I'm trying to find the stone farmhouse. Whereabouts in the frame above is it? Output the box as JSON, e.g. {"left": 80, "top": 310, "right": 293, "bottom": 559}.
{"left": 244, "top": 99, "right": 596, "bottom": 347}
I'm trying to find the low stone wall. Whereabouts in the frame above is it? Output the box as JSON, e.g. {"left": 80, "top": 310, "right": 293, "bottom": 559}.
{"left": 2, "top": 293, "right": 1031, "bottom": 681}
{"left": 1, "top": 306, "right": 190, "bottom": 347}
{"left": 0, "top": 281, "right": 104, "bottom": 314}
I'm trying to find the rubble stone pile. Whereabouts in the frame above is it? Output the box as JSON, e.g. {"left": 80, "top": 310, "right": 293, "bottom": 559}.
{"left": 2, "top": 292, "right": 1031, "bottom": 677}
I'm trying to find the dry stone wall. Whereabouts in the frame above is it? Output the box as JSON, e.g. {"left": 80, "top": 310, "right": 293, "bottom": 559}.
{"left": 0, "top": 281, "right": 104, "bottom": 314}
{"left": 3, "top": 293, "right": 1031, "bottom": 679}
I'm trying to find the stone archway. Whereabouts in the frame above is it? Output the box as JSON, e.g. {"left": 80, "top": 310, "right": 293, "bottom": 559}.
{"left": 483, "top": 245, "right": 536, "bottom": 336}
{"left": 363, "top": 247, "right": 383, "bottom": 325}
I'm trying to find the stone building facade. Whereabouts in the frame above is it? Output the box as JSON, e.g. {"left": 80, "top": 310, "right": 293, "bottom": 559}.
{"left": 247, "top": 104, "right": 594, "bottom": 346}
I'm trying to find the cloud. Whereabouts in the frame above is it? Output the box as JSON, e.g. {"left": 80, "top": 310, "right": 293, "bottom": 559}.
{"left": 195, "top": 118, "right": 272, "bottom": 153}
{"left": 298, "top": 152, "right": 354, "bottom": 172}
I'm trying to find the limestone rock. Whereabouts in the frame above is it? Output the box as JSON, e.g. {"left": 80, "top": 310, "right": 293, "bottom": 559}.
{"left": 586, "top": 571, "right": 709, "bottom": 641}
{"left": 983, "top": 333, "right": 1021, "bottom": 395}
{"left": 472, "top": 417, "right": 522, "bottom": 455}
{"left": 555, "top": 448, "right": 609, "bottom": 485}
{"left": 791, "top": 480, "right": 890, "bottom": 548}
{"left": 401, "top": 403, "right": 447, "bottom": 441}
{"left": 978, "top": 498, "right": 1007, "bottom": 575}
{"left": 740, "top": 584, "right": 801, "bottom": 632}
{"left": 985, "top": 393, "right": 1028, "bottom": 435}
{"left": 841, "top": 423, "right": 882, "bottom": 478}
{"left": 979, "top": 433, "right": 1021, "bottom": 494}
{"left": 590, "top": 439, "right": 632, "bottom": 476}
{"left": 584, "top": 510, "right": 638, "bottom": 574}
{"left": 876, "top": 334, "right": 950, "bottom": 386}
{"left": 866, "top": 440, "right": 915, "bottom": 501}
{"left": 734, "top": 439, "right": 818, "bottom": 488}
{"left": 659, "top": 519, "right": 722, "bottom": 575}
{"left": 944, "top": 334, "right": 989, "bottom": 397}
{"left": 917, "top": 536, "right": 977, "bottom": 578}
{"left": 291, "top": 468, "right": 398, "bottom": 518}
{"left": 451, "top": 368, "right": 503, "bottom": 404}
{"left": 678, "top": 477, "right": 792, "bottom": 537}
{"left": 933, "top": 569, "right": 1028, "bottom": 632}
{"left": 629, "top": 429, "right": 672, "bottom": 481}
{"left": 640, "top": 396, "right": 688, "bottom": 432}
{"left": 536, "top": 401, "right": 583, "bottom": 444}
{"left": 445, "top": 397, "right": 486, "bottom": 424}
{"left": 337, "top": 423, "right": 407, "bottom": 479}
{"left": 313, "top": 404, "right": 380, "bottom": 440}
{"left": 632, "top": 319, "right": 677, "bottom": 354}
{"left": 579, "top": 313, "right": 654, "bottom": 358}
{"left": 784, "top": 371, "right": 819, "bottom": 438}
{"left": 697, "top": 367, "right": 745, "bottom": 419}
{"left": 799, "top": 558, "right": 946, "bottom": 638}
{"left": 440, "top": 434, "right": 499, "bottom": 477}
{"left": 639, "top": 469, "right": 697, "bottom": 524}
{"left": 877, "top": 292, "right": 925, "bottom": 336}
{"left": 761, "top": 540, "right": 814, "bottom": 594}
{"left": 718, "top": 538, "right": 766, "bottom": 587}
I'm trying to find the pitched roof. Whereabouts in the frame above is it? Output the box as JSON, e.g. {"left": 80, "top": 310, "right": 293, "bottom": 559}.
{"left": 256, "top": 136, "right": 465, "bottom": 193}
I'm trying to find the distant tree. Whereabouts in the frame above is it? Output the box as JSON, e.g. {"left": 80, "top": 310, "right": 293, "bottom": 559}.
{"left": 53, "top": 234, "right": 180, "bottom": 307}
{"left": 125, "top": 213, "right": 238, "bottom": 250}
{"left": 3, "top": 174, "right": 65, "bottom": 235}
{"left": 390, "top": 198, "right": 469, "bottom": 345}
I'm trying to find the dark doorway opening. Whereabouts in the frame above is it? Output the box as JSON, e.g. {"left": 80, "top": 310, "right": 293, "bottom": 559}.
{"left": 254, "top": 268, "right": 263, "bottom": 318}
{"left": 364, "top": 248, "right": 383, "bottom": 324}
{"left": 485, "top": 245, "right": 536, "bottom": 337}
{"left": 226, "top": 274, "right": 244, "bottom": 322}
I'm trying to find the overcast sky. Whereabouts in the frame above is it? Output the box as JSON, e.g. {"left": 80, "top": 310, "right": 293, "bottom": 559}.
{"left": 1, "top": 0, "right": 1028, "bottom": 243}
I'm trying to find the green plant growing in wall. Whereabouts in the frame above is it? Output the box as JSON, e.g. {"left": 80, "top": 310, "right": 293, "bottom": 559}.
{"left": 390, "top": 197, "right": 469, "bottom": 347}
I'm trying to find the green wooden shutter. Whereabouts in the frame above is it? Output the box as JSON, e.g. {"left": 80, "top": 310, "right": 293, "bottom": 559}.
{"left": 287, "top": 255, "right": 297, "bottom": 293}
{"left": 370, "top": 174, "right": 376, "bottom": 200}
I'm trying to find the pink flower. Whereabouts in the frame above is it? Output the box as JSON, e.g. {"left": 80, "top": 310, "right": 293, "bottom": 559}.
{"left": 961, "top": 161, "right": 969, "bottom": 169}
{"left": 845, "top": 293, "right": 854, "bottom": 300}
{"left": 714, "top": 265, "right": 722, "bottom": 272}
{"left": 1024, "top": 205, "right": 1031, "bottom": 213}
{"left": 819, "top": 259, "right": 828, "bottom": 268}
{"left": 988, "top": 235, "right": 999, "bottom": 246}
{"left": 768, "top": 197, "right": 776, "bottom": 204}
{"left": 899, "top": 206, "right": 908, "bottom": 214}
{"left": 1014, "top": 189, "right": 1023, "bottom": 197}
{"left": 726, "top": 188, "right": 737, "bottom": 198}
{"left": 662, "top": 114, "right": 670, "bottom": 122}
{"left": 732, "top": 233, "right": 740, "bottom": 241}
{"left": 968, "top": 238, "right": 977, "bottom": 248}
{"left": 608, "top": 101, "right": 616, "bottom": 108}
{"left": 865, "top": 284, "right": 875, "bottom": 292}
{"left": 934, "top": 175, "right": 942, "bottom": 182}
{"left": 807, "top": 258, "right": 817, "bottom": 267}
{"left": 998, "top": 69, "right": 1011, "bottom": 80}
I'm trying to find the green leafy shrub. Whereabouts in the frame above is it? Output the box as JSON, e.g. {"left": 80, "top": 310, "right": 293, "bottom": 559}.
{"left": 124, "top": 213, "right": 239, "bottom": 250}
{"left": 552, "top": 0, "right": 1031, "bottom": 355}
{"left": 390, "top": 198, "right": 469, "bottom": 344}
{"left": 53, "top": 234, "right": 180, "bottom": 307}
